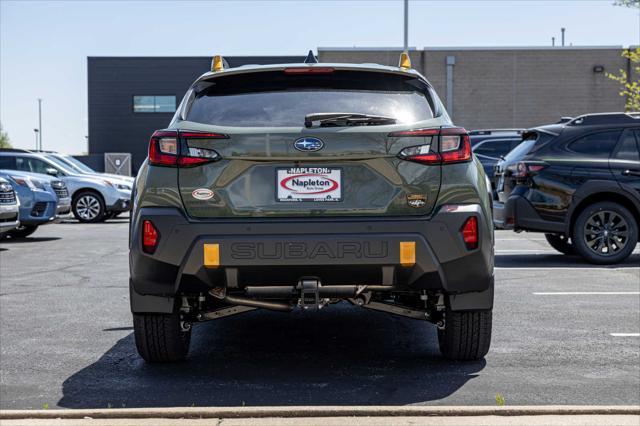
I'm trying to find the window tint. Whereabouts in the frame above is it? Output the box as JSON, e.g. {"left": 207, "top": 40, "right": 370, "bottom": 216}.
{"left": 14, "top": 157, "right": 55, "bottom": 174}
{"left": 133, "top": 95, "right": 176, "bottom": 113}
{"left": 473, "top": 140, "right": 515, "bottom": 158}
{"left": 568, "top": 131, "right": 621, "bottom": 157}
{"left": 186, "top": 70, "right": 435, "bottom": 127}
{"left": 0, "top": 156, "right": 16, "bottom": 169}
{"left": 613, "top": 130, "right": 640, "bottom": 162}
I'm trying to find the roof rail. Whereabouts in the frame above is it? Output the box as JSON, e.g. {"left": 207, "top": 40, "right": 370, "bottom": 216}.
{"left": 568, "top": 112, "right": 640, "bottom": 126}
{"left": 468, "top": 129, "right": 524, "bottom": 135}
{"left": 0, "top": 148, "right": 31, "bottom": 153}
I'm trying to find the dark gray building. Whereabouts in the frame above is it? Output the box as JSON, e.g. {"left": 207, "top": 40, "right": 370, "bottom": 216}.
{"left": 87, "top": 56, "right": 304, "bottom": 172}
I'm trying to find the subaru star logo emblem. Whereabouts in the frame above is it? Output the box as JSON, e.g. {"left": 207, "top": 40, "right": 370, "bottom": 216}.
{"left": 294, "top": 137, "right": 324, "bottom": 152}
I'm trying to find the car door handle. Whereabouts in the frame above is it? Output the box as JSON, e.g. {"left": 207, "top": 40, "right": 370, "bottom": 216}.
{"left": 622, "top": 169, "right": 640, "bottom": 177}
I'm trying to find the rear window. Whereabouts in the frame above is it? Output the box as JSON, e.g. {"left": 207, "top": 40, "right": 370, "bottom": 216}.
{"left": 185, "top": 70, "right": 435, "bottom": 127}
{"left": 503, "top": 132, "right": 553, "bottom": 161}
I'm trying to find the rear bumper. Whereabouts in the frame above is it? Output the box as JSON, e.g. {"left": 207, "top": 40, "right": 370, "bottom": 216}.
{"left": 493, "top": 192, "right": 564, "bottom": 233}
{"left": 130, "top": 205, "right": 494, "bottom": 313}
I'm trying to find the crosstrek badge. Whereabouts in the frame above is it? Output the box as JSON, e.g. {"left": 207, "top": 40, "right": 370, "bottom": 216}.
{"left": 192, "top": 188, "right": 214, "bottom": 200}
{"left": 277, "top": 167, "right": 342, "bottom": 202}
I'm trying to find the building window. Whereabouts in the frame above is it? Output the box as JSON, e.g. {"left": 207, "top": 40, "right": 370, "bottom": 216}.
{"left": 133, "top": 95, "right": 176, "bottom": 113}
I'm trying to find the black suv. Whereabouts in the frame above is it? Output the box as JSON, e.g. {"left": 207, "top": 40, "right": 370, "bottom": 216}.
{"left": 493, "top": 112, "right": 640, "bottom": 264}
{"left": 469, "top": 129, "right": 523, "bottom": 178}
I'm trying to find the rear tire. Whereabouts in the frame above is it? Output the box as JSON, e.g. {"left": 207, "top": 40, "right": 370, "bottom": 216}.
{"left": 544, "top": 233, "right": 575, "bottom": 255}
{"left": 572, "top": 201, "right": 638, "bottom": 265}
{"left": 7, "top": 225, "right": 39, "bottom": 239}
{"left": 438, "top": 309, "right": 492, "bottom": 361}
{"left": 133, "top": 312, "right": 191, "bottom": 363}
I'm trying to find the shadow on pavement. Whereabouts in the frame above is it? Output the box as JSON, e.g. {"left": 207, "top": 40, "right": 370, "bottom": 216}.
{"left": 0, "top": 236, "right": 62, "bottom": 244}
{"left": 496, "top": 253, "right": 640, "bottom": 268}
{"left": 58, "top": 304, "right": 485, "bottom": 408}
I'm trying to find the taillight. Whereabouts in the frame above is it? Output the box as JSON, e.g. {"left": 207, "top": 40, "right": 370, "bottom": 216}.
{"left": 508, "top": 161, "right": 548, "bottom": 179}
{"left": 149, "top": 130, "right": 179, "bottom": 166}
{"left": 148, "top": 130, "right": 227, "bottom": 167}
{"left": 142, "top": 220, "right": 159, "bottom": 254}
{"left": 393, "top": 127, "right": 471, "bottom": 165}
{"left": 439, "top": 127, "right": 471, "bottom": 164}
{"left": 461, "top": 216, "right": 479, "bottom": 250}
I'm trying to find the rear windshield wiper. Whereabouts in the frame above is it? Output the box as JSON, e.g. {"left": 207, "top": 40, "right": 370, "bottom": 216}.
{"left": 304, "top": 112, "right": 397, "bottom": 128}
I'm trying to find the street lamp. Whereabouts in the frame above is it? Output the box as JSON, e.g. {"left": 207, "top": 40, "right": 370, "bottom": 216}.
{"left": 33, "top": 129, "right": 39, "bottom": 150}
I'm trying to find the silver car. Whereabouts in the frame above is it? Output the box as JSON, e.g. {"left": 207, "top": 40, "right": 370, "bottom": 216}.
{"left": 0, "top": 177, "right": 20, "bottom": 235}
{"left": 0, "top": 150, "right": 131, "bottom": 223}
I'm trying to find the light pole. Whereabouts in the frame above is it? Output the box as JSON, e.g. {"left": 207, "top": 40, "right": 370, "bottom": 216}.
{"left": 37, "top": 98, "right": 42, "bottom": 151}
{"left": 33, "top": 129, "right": 39, "bottom": 150}
{"left": 403, "top": 0, "right": 409, "bottom": 52}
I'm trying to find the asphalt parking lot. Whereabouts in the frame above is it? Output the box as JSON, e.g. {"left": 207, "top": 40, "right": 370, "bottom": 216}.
{"left": 0, "top": 219, "right": 638, "bottom": 410}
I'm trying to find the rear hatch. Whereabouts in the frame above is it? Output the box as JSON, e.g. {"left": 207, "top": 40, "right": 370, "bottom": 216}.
{"left": 494, "top": 130, "right": 556, "bottom": 203}
{"left": 167, "top": 68, "right": 449, "bottom": 218}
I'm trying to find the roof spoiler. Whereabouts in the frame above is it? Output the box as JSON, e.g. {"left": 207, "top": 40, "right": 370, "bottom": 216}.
{"left": 568, "top": 112, "right": 640, "bottom": 126}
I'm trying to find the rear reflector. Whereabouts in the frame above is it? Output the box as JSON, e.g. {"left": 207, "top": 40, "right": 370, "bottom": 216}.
{"left": 204, "top": 243, "right": 220, "bottom": 268}
{"left": 399, "top": 241, "right": 416, "bottom": 267}
{"left": 461, "top": 216, "right": 479, "bottom": 250}
{"left": 142, "top": 220, "right": 159, "bottom": 254}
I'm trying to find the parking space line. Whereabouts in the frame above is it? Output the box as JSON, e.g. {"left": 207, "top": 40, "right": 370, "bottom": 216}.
{"left": 533, "top": 292, "right": 640, "bottom": 295}
{"left": 610, "top": 333, "right": 640, "bottom": 337}
{"left": 496, "top": 267, "right": 640, "bottom": 271}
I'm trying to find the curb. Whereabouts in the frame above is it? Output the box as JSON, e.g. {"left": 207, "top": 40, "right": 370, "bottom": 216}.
{"left": 1, "top": 406, "right": 639, "bottom": 420}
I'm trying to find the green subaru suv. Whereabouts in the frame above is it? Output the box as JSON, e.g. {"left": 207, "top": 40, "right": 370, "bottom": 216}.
{"left": 130, "top": 54, "right": 494, "bottom": 362}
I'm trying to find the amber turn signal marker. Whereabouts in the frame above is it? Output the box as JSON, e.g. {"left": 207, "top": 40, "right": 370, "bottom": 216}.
{"left": 399, "top": 241, "right": 416, "bottom": 267}
{"left": 204, "top": 243, "right": 220, "bottom": 268}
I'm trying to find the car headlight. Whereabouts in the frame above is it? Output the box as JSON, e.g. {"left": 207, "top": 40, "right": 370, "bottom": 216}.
{"left": 11, "top": 176, "right": 37, "bottom": 190}
{"left": 116, "top": 183, "right": 132, "bottom": 191}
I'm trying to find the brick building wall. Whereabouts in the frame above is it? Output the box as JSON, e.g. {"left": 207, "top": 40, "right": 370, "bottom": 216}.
{"left": 319, "top": 47, "right": 633, "bottom": 130}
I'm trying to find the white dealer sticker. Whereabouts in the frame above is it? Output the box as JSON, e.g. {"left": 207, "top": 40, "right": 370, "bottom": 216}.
{"left": 277, "top": 167, "right": 342, "bottom": 202}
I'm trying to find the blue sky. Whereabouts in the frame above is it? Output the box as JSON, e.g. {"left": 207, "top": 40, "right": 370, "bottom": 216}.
{"left": 1, "top": 0, "right": 638, "bottom": 154}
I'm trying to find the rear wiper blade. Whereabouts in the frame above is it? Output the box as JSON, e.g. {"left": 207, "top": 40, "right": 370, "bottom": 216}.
{"left": 304, "top": 112, "right": 397, "bottom": 128}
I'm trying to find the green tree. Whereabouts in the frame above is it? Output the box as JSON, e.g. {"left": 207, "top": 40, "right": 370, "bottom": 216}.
{"left": 0, "top": 123, "right": 11, "bottom": 149}
{"left": 607, "top": 1, "right": 640, "bottom": 111}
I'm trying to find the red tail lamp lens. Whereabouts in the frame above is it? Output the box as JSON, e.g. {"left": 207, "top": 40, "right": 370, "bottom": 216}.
{"left": 142, "top": 220, "right": 159, "bottom": 254}
{"left": 461, "top": 216, "right": 479, "bottom": 250}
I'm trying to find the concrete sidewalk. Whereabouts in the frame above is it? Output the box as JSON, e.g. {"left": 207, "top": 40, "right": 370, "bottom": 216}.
{"left": 1, "top": 406, "right": 639, "bottom": 425}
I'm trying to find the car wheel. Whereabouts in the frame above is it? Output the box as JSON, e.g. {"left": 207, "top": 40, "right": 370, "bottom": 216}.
{"left": 7, "top": 225, "right": 39, "bottom": 239}
{"left": 133, "top": 312, "right": 191, "bottom": 363}
{"left": 437, "top": 308, "right": 492, "bottom": 361}
{"left": 72, "top": 191, "right": 105, "bottom": 223}
{"left": 544, "top": 233, "right": 575, "bottom": 255}
{"left": 572, "top": 201, "right": 638, "bottom": 265}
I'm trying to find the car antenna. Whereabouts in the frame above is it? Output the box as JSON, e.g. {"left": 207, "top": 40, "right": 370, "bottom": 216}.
{"left": 304, "top": 50, "right": 318, "bottom": 64}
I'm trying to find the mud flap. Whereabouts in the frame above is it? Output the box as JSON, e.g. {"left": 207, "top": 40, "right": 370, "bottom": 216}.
{"left": 129, "top": 280, "right": 175, "bottom": 314}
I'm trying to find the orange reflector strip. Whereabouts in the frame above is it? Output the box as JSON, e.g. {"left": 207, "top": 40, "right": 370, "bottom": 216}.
{"left": 399, "top": 241, "right": 416, "bottom": 267}
{"left": 204, "top": 243, "right": 220, "bottom": 268}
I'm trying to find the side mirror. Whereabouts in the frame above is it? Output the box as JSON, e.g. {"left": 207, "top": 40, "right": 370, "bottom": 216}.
{"left": 45, "top": 168, "right": 59, "bottom": 177}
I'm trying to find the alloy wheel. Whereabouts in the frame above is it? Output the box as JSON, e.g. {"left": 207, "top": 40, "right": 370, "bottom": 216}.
{"left": 583, "top": 210, "right": 629, "bottom": 257}
{"left": 76, "top": 195, "right": 101, "bottom": 220}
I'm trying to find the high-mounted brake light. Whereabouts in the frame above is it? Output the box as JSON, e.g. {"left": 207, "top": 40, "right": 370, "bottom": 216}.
{"left": 148, "top": 130, "right": 227, "bottom": 167}
{"left": 283, "top": 67, "right": 335, "bottom": 74}
{"left": 142, "top": 220, "right": 159, "bottom": 254}
{"left": 461, "top": 216, "right": 479, "bottom": 250}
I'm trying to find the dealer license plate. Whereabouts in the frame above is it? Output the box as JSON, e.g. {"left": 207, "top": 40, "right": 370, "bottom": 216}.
{"left": 276, "top": 167, "right": 342, "bottom": 202}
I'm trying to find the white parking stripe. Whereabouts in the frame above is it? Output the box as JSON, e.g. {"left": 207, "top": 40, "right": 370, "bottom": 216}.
{"left": 496, "top": 267, "right": 640, "bottom": 271}
{"left": 533, "top": 292, "right": 640, "bottom": 295}
{"left": 610, "top": 333, "right": 640, "bottom": 337}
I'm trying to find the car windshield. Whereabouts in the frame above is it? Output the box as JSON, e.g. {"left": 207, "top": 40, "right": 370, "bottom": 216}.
{"left": 186, "top": 70, "right": 435, "bottom": 127}
{"left": 42, "top": 156, "right": 75, "bottom": 175}
{"left": 56, "top": 155, "right": 95, "bottom": 173}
